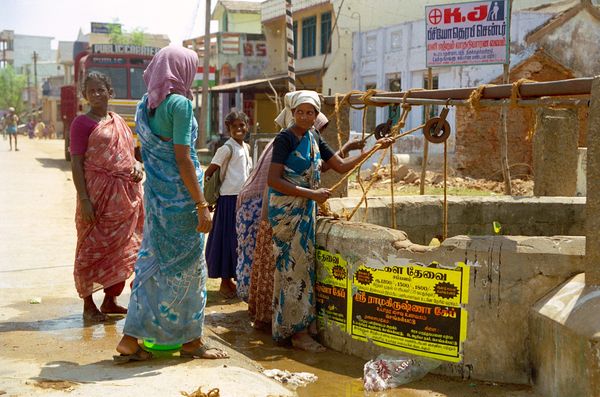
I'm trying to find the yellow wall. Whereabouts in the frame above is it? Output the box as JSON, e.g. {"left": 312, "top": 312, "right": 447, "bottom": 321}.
{"left": 254, "top": 93, "right": 280, "bottom": 133}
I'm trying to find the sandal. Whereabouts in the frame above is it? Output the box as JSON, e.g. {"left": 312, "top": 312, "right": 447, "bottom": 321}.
{"left": 180, "top": 343, "right": 229, "bottom": 359}
{"left": 113, "top": 346, "right": 153, "bottom": 364}
{"left": 291, "top": 334, "right": 326, "bottom": 353}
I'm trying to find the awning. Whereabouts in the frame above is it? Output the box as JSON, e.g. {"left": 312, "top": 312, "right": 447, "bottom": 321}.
{"left": 210, "top": 69, "right": 321, "bottom": 93}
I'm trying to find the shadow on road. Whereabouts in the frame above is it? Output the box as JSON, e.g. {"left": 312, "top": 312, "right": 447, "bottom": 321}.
{"left": 35, "top": 157, "right": 71, "bottom": 172}
{"left": 36, "top": 358, "right": 178, "bottom": 384}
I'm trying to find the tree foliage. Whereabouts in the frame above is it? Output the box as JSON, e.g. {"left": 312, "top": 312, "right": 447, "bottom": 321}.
{"left": 108, "top": 21, "right": 146, "bottom": 46}
{"left": 0, "top": 66, "right": 26, "bottom": 114}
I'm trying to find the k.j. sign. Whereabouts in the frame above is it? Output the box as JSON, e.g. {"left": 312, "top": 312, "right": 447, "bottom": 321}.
{"left": 425, "top": 1, "right": 510, "bottom": 67}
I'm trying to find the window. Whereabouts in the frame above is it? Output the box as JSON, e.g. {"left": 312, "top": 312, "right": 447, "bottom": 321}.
{"left": 321, "top": 12, "right": 332, "bottom": 54}
{"left": 302, "top": 16, "right": 316, "bottom": 58}
{"left": 130, "top": 68, "right": 146, "bottom": 100}
{"left": 293, "top": 21, "right": 298, "bottom": 59}
{"left": 387, "top": 75, "right": 401, "bottom": 125}
{"left": 365, "top": 83, "right": 377, "bottom": 134}
{"left": 89, "top": 67, "right": 127, "bottom": 99}
{"left": 422, "top": 74, "right": 439, "bottom": 123}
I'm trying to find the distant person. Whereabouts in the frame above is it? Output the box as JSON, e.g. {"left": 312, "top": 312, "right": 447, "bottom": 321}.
{"left": 46, "top": 122, "right": 56, "bottom": 139}
{"left": 0, "top": 114, "right": 6, "bottom": 140}
{"left": 6, "top": 107, "right": 19, "bottom": 151}
{"left": 70, "top": 71, "right": 144, "bottom": 322}
{"left": 34, "top": 120, "right": 46, "bottom": 139}
{"left": 204, "top": 110, "right": 253, "bottom": 299}
{"left": 115, "top": 46, "right": 229, "bottom": 363}
{"left": 26, "top": 119, "right": 35, "bottom": 139}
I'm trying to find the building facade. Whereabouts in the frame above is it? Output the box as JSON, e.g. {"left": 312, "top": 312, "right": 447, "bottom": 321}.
{"left": 185, "top": 0, "right": 269, "bottom": 138}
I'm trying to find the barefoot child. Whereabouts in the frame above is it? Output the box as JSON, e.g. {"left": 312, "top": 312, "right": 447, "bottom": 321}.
{"left": 205, "top": 111, "right": 253, "bottom": 299}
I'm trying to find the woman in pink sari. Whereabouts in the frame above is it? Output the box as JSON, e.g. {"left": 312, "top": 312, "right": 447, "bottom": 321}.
{"left": 70, "top": 72, "right": 144, "bottom": 322}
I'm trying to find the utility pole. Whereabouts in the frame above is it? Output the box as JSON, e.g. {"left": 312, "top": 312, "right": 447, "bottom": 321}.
{"left": 285, "top": 0, "right": 295, "bottom": 92}
{"left": 197, "top": 0, "right": 211, "bottom": 149}
{"left": 26, "top": 65, "right": 32, "bottom": 116}
{"left": 33, "top": 51, "right": 39, "bottom": 110}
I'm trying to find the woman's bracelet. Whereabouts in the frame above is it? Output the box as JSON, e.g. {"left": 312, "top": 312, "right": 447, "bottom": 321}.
{"left": 195, "top": 201, "right": 210, "bottom": 209}
{"left": 79, "top": 196, "right": 90, "bottom": 201}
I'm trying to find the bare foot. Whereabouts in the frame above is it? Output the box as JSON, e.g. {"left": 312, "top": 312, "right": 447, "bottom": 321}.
{"left": 116, "top": 335, "right": 151, "bottom": 359}
{"left": 100, "top": 295, "right": 127, "bottom": 314}
{"left": 181, "top": 338, "right": 229, "bottom": 359}
{"left": 291, "top": 332, "right": 326, "bottom": 353}
{"left": 219, "top": 279, "right": 237, "bottom": 299}
{"left": 252, "top": 320, "right": 271, "bottom": 332}
{"left": 83, "top": 297, "right": 108, "bottom": 322}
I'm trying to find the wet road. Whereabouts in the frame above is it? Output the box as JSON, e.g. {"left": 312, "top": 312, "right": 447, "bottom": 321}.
{"left": 0, "top": 138, "right": 537, "bottom": 396}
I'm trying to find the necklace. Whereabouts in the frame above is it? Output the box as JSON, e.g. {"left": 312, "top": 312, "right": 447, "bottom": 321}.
{"left": 87, "top": 111, "right": 109, "bottom": 122}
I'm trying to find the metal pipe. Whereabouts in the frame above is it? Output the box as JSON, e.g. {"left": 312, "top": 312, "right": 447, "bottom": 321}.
{"left": 365, "top": 96, "right": 589, "bottom": 107}
{"left": 322, "top": 77, "right": 594, "bottom": 105}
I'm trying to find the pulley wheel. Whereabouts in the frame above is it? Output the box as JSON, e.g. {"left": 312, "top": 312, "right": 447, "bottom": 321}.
{"left": 374, "top": 121, "right": 392, "bottom": 139}
{"left": 423, "top": 117, "right": 451, "bottom": 144}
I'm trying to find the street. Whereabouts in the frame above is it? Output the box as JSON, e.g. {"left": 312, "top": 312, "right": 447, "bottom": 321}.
{"left": 0, "top": 138, "right": 537, "bottom": 396}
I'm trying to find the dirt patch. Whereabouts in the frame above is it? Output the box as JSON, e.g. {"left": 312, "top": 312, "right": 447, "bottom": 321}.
{"left": 31, "top": 379, "right": 77, "bottom": 391}
{"left": 351, "top": 163, "right": 534, "bottom": 196}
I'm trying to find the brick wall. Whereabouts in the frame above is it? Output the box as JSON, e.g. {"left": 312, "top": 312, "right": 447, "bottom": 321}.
{"left": 454, "top": 50, "right": 578, "bottom": 180}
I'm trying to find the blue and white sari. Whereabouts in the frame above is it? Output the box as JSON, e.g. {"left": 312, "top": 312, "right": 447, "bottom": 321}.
{"left": 123, "top": 95, "right": 207, "bottom": 345}
{"left": 268, "top": 129, "right": 321, "bottom": 341}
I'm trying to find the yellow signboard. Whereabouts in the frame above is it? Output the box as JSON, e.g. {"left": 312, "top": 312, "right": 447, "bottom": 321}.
{"left": 316, "top": 249, "right": 469, "bottom": 363}
{"left": 315, "top": 249, "right": 349, "bottom": 330}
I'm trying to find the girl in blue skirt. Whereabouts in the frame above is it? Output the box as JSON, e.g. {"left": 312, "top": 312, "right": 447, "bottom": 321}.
{"left": 205, "top": 111, "right": 253, "bottom": 299}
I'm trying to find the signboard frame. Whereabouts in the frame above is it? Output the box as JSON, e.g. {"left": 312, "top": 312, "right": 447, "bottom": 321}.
{"left": 425, "top": 0, "right": 511, "bottom": 67}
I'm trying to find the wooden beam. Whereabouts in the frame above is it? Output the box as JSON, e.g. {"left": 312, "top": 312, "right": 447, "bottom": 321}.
{"left": 322, "top": 77, "right": 594, "bottom": 105}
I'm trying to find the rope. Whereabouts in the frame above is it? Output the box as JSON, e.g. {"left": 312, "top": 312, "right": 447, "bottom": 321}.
{"left": 443, "top": 140, "right": 448, "bottom": 241}
{"left": 329, "top": 123, "right": 425, "bottom": 193}
{"left": 468, "top": 84, "right": 495, "bottom": 113}
{"left": 510, "top": 78, "right": 536, "bottom": 108}
{"left": 181, "top": 387, "right": 220, "bottom": 397}
{"left": 358, "top": 98, "right": 369, "bottom": 222}
{"left": 390, "top": 147, "right": 396, "bottom": 229}
{"left": 345, "top": 147, "right": 391, "bottom": 221}
{"left": 334, "top": 94, "right": 343, "bottom": 149}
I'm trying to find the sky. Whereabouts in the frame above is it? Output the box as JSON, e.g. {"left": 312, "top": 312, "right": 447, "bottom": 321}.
{"left": 0, "top": 0, "right": 262, "bottom": 48}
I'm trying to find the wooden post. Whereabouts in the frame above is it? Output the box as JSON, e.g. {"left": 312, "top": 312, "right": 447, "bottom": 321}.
{"left": 498, "top": 0, "right": 513, "bottom": 194}
{"left": 197, "top": 0, "right": 211, "bottom": 149}
{"left": 499, "top": 63, "right": 512, "bottom": 194}
{"left": 420, "top": 67, "right": 433, "bottom": 195}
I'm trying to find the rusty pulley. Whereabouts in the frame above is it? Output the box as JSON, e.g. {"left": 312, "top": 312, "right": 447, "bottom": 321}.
{"left": 374, "top": 119, "right": 393, "bottom": 139}
{"left": 423, "top": 106, "right": 451, "bottom": 144}
{"left": 374, "top": 105, "right": 399, "bottom": 139}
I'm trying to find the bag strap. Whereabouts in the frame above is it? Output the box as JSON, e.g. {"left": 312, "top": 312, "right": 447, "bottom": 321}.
{"left": 220, "top": 142, "right": 234, "bottom": 181}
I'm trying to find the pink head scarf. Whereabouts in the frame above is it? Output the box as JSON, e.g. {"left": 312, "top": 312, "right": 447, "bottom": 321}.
{"left": 143, "top": 46, "right": 198, "bottom": 109}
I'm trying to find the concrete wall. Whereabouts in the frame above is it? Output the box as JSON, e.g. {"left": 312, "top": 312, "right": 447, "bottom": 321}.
{"left": 328, "top": 196, "right": 585, "bottom": 245}
{"left": 315, "top": 218, "right": 586, "bottom": 384}
{"left": 533, "top": 108, "right": 579, "bottom": 196}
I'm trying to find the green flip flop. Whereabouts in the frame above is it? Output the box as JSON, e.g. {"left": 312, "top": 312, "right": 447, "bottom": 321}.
{"left": 113, "top": 346, "right": 153, "bottom": 364}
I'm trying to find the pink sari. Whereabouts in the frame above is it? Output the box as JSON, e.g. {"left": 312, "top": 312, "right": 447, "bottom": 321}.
{"left": 74, "top": 113, "right": 144, "bottom": 298}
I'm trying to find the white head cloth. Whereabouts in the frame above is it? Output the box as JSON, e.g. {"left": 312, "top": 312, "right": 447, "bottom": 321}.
{"left": 274, "top": 90, "right": 321, "bottom": 129}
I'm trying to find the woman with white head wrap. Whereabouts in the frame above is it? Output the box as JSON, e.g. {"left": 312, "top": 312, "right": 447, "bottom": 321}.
{"left": 266, "top": 90, "right": 393, "bottom": 352}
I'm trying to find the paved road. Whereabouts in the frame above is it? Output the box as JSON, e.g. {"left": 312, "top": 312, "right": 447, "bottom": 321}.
{"left": 0, "top": 138, "right": 291, "bottom": 397}
{"left": 0, "top": 138, "right": 538, "bottom": 397}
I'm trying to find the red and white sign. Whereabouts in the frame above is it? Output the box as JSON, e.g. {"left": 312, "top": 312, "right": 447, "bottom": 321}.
{"left": 426, "top": 1, "right": 509, "bottom": 67}
{"left": 193, "top": 66, "right": 216, "bottom": 88}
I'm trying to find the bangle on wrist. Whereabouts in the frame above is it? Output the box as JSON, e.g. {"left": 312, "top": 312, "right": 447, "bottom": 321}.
{"left": 195, "top": 201, "right": 209, "bottom": 209}
{"left": 80, "top": 196, "right": 90, "bottom": 201}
